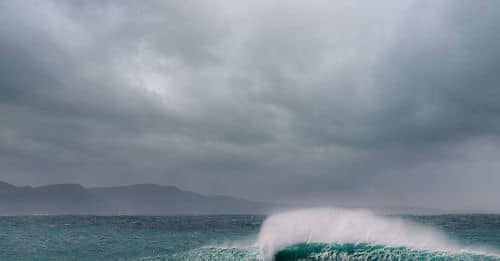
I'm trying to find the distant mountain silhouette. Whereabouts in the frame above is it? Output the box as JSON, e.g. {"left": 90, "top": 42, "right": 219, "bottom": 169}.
{"left": 0, "top": 182, "right": 283, "bottom": 215}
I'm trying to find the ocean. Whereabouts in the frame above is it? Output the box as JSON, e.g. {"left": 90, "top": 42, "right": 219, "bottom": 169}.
{"left": 1, "top": 208, "right": 500, "bottom": 260}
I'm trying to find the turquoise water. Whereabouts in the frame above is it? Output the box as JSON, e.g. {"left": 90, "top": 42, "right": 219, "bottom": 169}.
{"left": 1, "top": 210, "right": 500, "bottom": 260}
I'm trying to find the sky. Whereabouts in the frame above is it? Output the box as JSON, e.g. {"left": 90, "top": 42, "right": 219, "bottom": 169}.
{"left": 1, "top": 0, "right": 500, "bottom": 212}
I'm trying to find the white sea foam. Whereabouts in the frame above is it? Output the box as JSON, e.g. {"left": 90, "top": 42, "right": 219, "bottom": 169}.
{"left": 256, "top": 208, "right": 497, "bottom": 259}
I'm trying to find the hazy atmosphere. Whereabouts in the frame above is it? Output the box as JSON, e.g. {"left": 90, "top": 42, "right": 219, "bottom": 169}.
{"left": 2, "top": 0, "right": 500, "bottom": 213}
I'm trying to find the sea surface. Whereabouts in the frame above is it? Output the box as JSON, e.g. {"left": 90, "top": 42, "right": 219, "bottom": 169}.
{"left": 1, "top": 208, "right": 500, "bottom": 260}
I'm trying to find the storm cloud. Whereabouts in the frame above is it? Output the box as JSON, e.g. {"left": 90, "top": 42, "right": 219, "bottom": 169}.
{"left": 1, "top": 0, "right": 500, "bottom": 212}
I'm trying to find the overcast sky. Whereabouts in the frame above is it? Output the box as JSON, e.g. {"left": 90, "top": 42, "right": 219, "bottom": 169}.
{"left": 1, "top": 0, "right": 500, "bottom": 212}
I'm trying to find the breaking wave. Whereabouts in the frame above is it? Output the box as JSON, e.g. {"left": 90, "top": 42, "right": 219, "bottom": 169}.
{"left": 257, "top": 208, "right": 499, "bottom": 260}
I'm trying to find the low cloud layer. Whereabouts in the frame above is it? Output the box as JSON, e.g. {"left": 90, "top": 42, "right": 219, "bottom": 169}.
{"left": 1, "top": 0, "right": 500, "bottom": 211}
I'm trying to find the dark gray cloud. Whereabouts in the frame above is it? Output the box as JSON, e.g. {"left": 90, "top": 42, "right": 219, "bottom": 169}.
{"left": 1, "top": 0, "right": 500, "bottom": 212}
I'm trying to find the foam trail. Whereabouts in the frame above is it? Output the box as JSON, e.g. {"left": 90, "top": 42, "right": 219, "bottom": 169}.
{"left": 257, "top": 208, "right": 497, "bottom": 259}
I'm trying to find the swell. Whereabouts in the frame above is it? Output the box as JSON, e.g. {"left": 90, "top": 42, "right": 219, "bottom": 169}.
{"left": 274, "top": 243, "right": 500, "bottom": 261}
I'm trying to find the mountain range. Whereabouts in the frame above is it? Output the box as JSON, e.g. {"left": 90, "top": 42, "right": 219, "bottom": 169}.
{"left": 0, "top": 181, "right": 282, "bottom": 215}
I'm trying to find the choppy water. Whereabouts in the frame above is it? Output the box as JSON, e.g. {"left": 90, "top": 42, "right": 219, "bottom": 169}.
{"left": 1, "top": 208, "right": 500, "bottom": 260}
